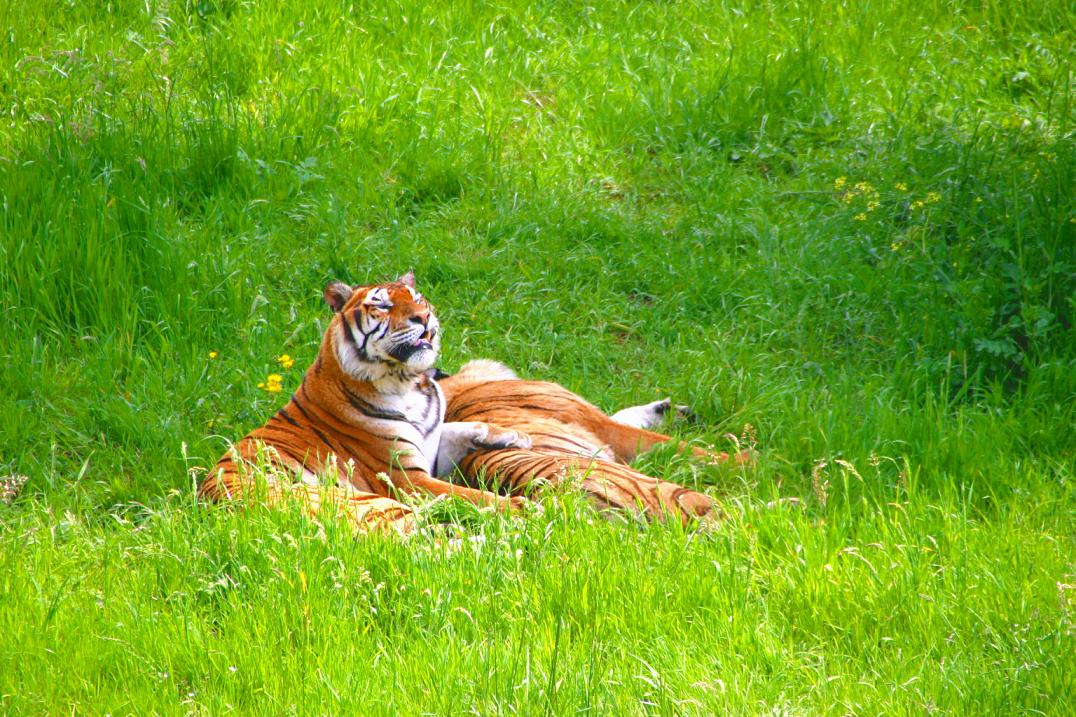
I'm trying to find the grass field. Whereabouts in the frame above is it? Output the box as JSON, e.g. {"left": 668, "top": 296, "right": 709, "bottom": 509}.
{"left": 1, "top": 0, "right": 1074, "bottom": 713}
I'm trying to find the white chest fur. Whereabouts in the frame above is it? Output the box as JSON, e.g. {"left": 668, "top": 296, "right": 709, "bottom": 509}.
{"left": 367, "top": 379, "right": 445, "bottom": 473}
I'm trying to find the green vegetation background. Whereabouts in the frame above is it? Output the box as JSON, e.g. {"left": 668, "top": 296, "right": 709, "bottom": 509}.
{"left": 0, "top": 0, "right": 1072, "bottom": 714}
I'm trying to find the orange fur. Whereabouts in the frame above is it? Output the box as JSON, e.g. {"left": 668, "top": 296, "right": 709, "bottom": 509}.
{"left": 440, "top": 363, "right": 741, "bottom": 523}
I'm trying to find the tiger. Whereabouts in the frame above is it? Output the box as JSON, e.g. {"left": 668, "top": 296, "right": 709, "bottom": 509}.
{"left": 438, "top": 359, "right": 749, "bottom": 524}
{"left": 198, "top": 273, "right": 531, "bottom": 535}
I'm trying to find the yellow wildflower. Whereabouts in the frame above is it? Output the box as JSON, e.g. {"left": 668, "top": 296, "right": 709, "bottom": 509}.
{"left": 208, "top": 351, "right": 218, "bottom": 359}
{"left": 277, "top": 354, "right": 295, "bottom": 369}
{"left": 866, "top": 200, "right": 880, "bottom": 211}
{"left": 925, "top": 191, "right": 941, "bottom": 204}
{"left": 911, "top": 200, "right": 925, "bottom": 210}
{"left": 895, "top": 182, "right": 908, "bottom": 191}
{"left": 259, "top": 374, "right": 284, "bottom": 393}
{"left": 854, "top": 213, "right": 867, "bottom": 221}
{"left": 834, "top": 176, "right": 847, "bottom": 190}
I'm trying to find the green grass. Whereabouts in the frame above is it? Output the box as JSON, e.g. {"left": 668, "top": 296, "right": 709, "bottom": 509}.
{"left": 1, "top": 0, "right": 1073, "bottom": 713}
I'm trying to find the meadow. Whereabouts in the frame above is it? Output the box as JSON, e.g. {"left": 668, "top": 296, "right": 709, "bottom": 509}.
{"left": 0, "top": 0, "right": 1073, "bottom": 713}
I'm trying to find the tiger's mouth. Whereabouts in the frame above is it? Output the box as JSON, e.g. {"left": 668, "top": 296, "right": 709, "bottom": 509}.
{"left": 388, "top": 330, "right": 435, "bottom": 362}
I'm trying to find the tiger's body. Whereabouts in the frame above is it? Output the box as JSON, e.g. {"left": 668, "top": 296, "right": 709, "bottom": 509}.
{"left": 439, "top": 360, "right": 743, "bottom": 523}
{"left": 198, "top": 275, "right": 529, "bottom": 535}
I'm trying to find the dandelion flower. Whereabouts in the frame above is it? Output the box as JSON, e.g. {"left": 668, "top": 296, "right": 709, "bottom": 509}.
{"left": 911, "top": 200, "right": 925, "bottom": 210}
{"left": 208, "top": 351, "right": 218, "bottom": 359}
{"left": 262, "top": 373, "right": 284, "bottom": 393}
{"left": 276, "top": 354, "right": 295, "bottom": 369}
{"left": 834, "top": 176, "right": 847, "bottom": 189}
{"left": 895, "top": 182, "right": 908, "bottom": 191}
{"left": 925, "top": 191, "right": 941, "bottom": 204}
{"left": 854, "top": 213, "right": 867, "bottom": 221}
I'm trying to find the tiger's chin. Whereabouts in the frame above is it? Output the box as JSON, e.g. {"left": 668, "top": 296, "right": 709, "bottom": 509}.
{"left": 401, "top": 347, "right": 437, "bottom": 373}
{"left": 388, "top": 342, "right": 438, "bottom": 373}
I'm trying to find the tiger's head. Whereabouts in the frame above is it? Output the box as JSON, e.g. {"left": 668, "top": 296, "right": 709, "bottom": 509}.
{"left": 323, "top": 271, "right": 442, "bottom": 385}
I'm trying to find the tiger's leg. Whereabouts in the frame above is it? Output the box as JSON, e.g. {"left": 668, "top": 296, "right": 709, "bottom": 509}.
{"left": 575, "top": 458, "right": 716, "bottom": 523}
{"left": 602, "top": 403, "right": 751, "bottom": 466}
{"left": 610, "top": 398, "right": 695, "bottom": 429}
{"left": 594, "top": 418, "right": 726, "bottom": 464}
{"left": 433, "top": 421, "right": 532, "bottom": 477}
{"left": 378, "top": 460, "right": 526, "bottom": 513}
{"left": 199, "top": 455, "right": 417, "bottom": 536}
{"left": 457, "top": 449, "right": 714, "bottom": 524}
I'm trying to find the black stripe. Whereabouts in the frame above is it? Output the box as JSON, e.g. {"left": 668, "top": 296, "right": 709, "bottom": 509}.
{"left": 276, "top": 407, "right": 301, "bottom": 428}
{"left": 288, "top": 395, "right": 342, "bottom": 454}
{"left": 309, "top": 425, "right": 343, "bottom": 456}
{"left": 340, "top": 321, "right": 365, "bottom": 360}
{"left": 290, "top": 394, "right": 316, "bottom": 423}
{"left": 340, "top": 383, "right": 408, "bottom": 423}
{"left": 416, "top": 384, "right": 441, "bottom": 437}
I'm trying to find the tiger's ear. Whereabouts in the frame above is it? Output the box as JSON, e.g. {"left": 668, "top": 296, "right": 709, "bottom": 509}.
{"left": 323, "top": 281, "right": 355, "bottom": 313}
{"left": 397, "top": 270, "right": 416, "bottom": 288}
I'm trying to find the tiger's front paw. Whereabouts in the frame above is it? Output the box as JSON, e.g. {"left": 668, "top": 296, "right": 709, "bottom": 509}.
{"left": 474, "top": 424, "right": 532, "bottom": 451}
{"left": 489, "top": 494, "right": 529, "bottom": 513}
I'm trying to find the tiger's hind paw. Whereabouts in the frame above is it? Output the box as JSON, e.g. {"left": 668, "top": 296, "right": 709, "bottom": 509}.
{"left": 611, "top": 397, "right": 694, "bottom": 429}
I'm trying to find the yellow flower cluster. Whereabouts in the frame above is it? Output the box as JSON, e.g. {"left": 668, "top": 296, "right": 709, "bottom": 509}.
{"left": 838, "top": 180, "right": 880, "bottom": 209}
{"left": 911, "top": 191, "right": 942, "bottom": 211}
{"left": 250, "top": 354, "right": 297, "bottom": 393}
{"left": 258, "top": 374, "right": 284, "bottom": 393}
{"left": 208, "top": 351, "right": 218, "bottom": 359}
{"left": 831, "top": 177, "right": 948, "bottom": 223}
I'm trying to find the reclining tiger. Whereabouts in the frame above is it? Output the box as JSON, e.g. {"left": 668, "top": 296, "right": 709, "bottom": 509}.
{"left": 436, "top": 359, "right": 750, "bottom": 524}
{"left": 198, "top": 272, "right": 532, "bottom": 535}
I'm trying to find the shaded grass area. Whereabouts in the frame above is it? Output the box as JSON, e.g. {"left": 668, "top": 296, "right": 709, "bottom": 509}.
{"left": 0, "top": 0, "right": 1073, "bottom": 713}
